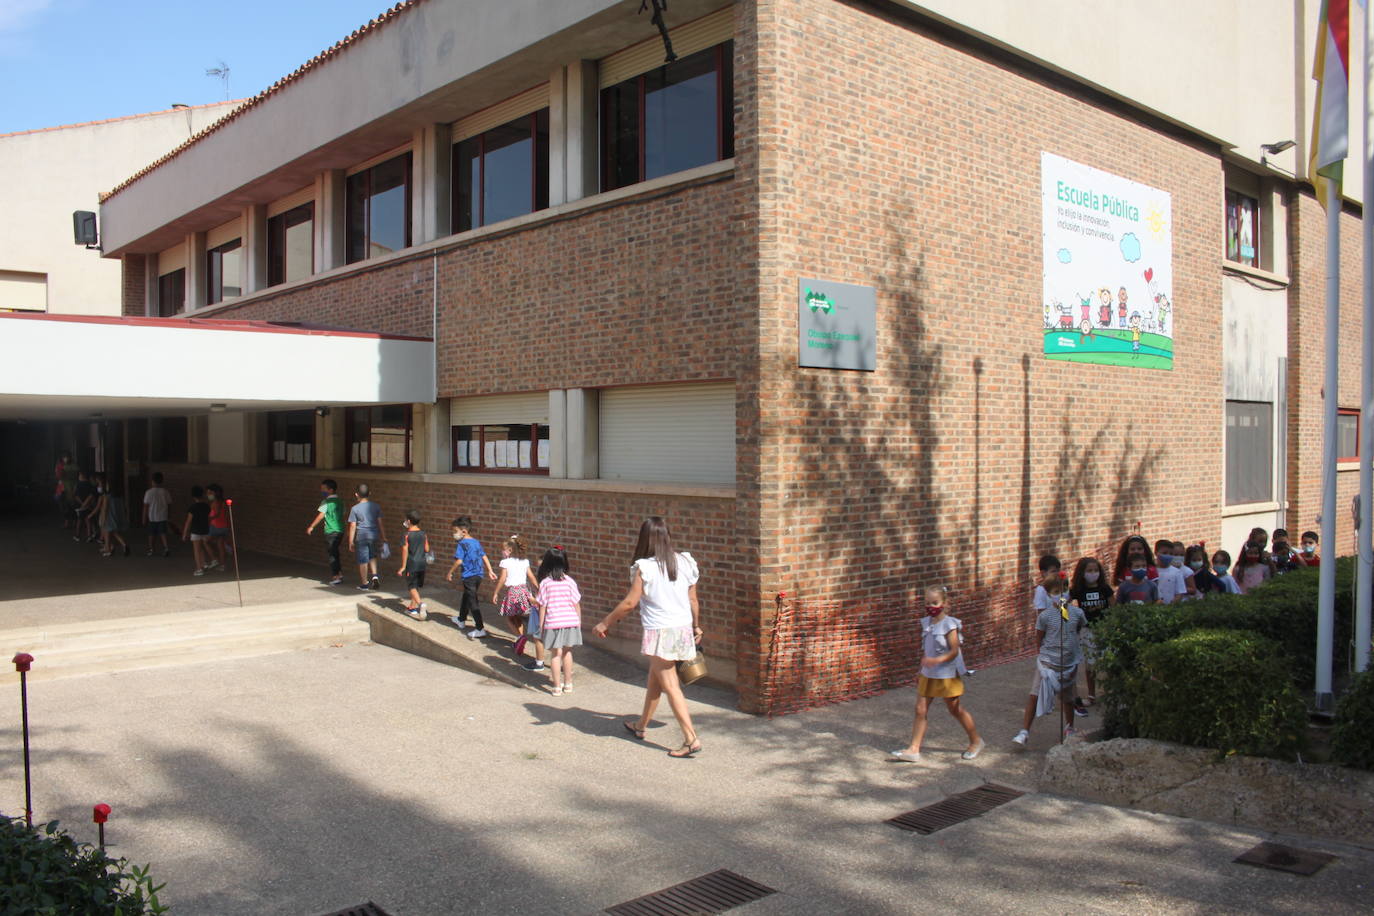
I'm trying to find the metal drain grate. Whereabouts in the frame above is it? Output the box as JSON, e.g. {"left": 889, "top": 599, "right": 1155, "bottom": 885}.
{"left": 886, "top": 783, "right": 1025, "bottom": 834}
{"left": 605, "top": 869, "right": 777, "bottom": 915}
{"left": 1234, "top": 841, "right": 1337, "bottom": 876}
{"left": 316, "top": 903, "right": 391, "bottom": 916}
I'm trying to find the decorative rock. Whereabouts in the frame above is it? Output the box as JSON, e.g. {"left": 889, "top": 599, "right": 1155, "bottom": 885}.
{"left": 1041, "top": 738, "right": 1374, "bottom": 845}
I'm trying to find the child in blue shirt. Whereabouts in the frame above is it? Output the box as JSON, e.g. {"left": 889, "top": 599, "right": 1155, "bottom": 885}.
{"left": 445, "top": 515, "right": 495, "bottom": 638}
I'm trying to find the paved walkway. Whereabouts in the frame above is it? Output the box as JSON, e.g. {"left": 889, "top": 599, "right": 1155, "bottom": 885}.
{"left": 3, "top": 642, "right": 1369, "bottom": 915}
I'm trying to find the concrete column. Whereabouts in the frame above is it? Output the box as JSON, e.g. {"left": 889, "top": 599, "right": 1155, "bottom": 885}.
{"left": 247, "top": 413, "right": 269, "bottom": 465}
{"left": 547, "top": 389, "right": 568, "bottom": 478}
{"left": 317, "top": 408, "right": 346, "bottom": 470}
{"left": 186, "top": 231, "right": 207, "bottom": 310}
{"left": 143, "top": 254, "right": 158, "bottom": 316}
{"left": 242, "top": 204, "right": 268, "bottom": 293}
{"left": 413, "top": 124, "right": 453, "bottom": 243}
{"left": 566, "top": 388, "right": 599, "bottom": 479}
{"left": 564, "top": 61, "right": 600, "bottom": 201}
{"left": 416, "top": 399, "right": 450, "bottom": 474}
{"left": 549, "top": 67, "right": 569, "bottom": 206}
{"left": 318, "top": 169, "right": 347, "bottom": 271}
{"left": 187, "top": 416, "right": 209, "bottom": 464}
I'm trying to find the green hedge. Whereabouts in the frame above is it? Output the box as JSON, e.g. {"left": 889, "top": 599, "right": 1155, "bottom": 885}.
{"left": 1126, "top": 629, "right": 1307, "bottom": 758}
{"left": 0, "top": 816, "right": 166, "bottom": 915}
{"left": 1331, "top": 670, "right": 1374, "bottom": 770}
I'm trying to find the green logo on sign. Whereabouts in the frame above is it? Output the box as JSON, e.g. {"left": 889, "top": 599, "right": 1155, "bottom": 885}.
{"left": 805, "top": 289, "right": 834, "bottom": 314}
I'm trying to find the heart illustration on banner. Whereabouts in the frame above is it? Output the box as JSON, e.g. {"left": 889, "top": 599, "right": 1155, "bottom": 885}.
{"left": 1143, "top": 267, "right": 1154, "bottom": 282}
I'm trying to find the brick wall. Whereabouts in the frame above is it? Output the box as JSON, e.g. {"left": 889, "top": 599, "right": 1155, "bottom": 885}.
{"left": 747, "top": 0, "right": 1228, "bottom": 691}
{"left": 120, "top": 254, "right": 146, "bottom": 317}
{"left": 1286, "top": 193, "right": 1366, "bottom": 556}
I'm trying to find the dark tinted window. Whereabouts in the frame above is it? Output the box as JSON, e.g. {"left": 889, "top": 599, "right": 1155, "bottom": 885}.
{"left": 452, "top": 109, "right": 549, "bottom": 232}
{"left": 346, "top": 154, "right": 412, "bottom": 263}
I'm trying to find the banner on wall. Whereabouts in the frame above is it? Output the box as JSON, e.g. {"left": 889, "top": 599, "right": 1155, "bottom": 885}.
{"left": 1041, "top": 152, "right": 1173, "bottom": 370}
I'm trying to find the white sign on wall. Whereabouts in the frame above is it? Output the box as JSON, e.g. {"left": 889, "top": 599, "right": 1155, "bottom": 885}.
{"left": 1041, "top": 152, "right": 1173, "bottom": 370}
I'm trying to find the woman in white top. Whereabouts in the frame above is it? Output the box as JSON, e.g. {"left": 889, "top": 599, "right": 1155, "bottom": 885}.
{"left": 594, "top": 517, "right": 703, "bottom": 758}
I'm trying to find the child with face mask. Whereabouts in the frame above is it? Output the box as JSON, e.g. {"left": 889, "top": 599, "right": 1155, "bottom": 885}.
{"left": 1115, "top": 556, "right": 1160, "bottom": 605}
{"left": 1271, "top": 528, "right": 1303, "bottom": 575}
{"left": 1113, "top": 535, "right": 1156, "bottom": 587}
{"left": 1069, "top": 557, "right": 1112, "bottom": 703}
{"left": 1210, "top": 550, "right": 1242, "bottom": 594}
{"left": 891, "top": 585, "right": 983, "bottom": 762}
{"left": 1299, "top": 531, "right": 1321, "bottom": 568}
{"left": 1013, "top": 575, "right": 1086, "bottom": 746}
{"left": 1234, "top": 541, "right": 1272, "bottom": 593}
{"left": 1185, "top": 544, "right": 1225, "bottom": 595}
{"left": 1153, "top": 539, "right": 1189, "bottom": 603}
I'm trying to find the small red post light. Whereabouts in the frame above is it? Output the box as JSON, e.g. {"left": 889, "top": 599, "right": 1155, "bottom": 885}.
{"left": 93, "top": 804, "right": 111, "bottom": 824}
{"left": 225, "top": 498, "right": 234, "bottom": 507}
{"left": 12, "top": 653, "right": 33, "bottom": 673}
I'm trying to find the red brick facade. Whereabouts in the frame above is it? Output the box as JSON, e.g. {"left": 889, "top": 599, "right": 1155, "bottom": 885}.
{"left": 113, "top": 0, "right": 1365, "bottom": 713}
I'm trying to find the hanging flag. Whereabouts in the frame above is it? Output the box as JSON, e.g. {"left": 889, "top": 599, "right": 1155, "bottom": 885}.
{"left": 1310, "top": 0, "right": 1351, "bottom": 205}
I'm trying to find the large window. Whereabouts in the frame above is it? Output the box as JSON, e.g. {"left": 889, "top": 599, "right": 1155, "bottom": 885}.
{"left": 1225, "top": 189, "right": 1260, "bottom": 268}
{"left": 601, "top": 41, "right": 734, "bottom": 192}
{"left": 346, "top": 405, "right": 412, "bottom": 469}
{"left": 267, "top": 203, "right": 314, "bottom": 286}
{"left": 1225, "top": 400, "right": 1274, "bottom": 505}
{"left": 452, "top": 424, "right": 549, "bottom": 473}
{"left": 269, "top": 410, "right": 316, "bottom": 466}
{"left": 454, "top": 110, "right": 550, "bottom": 232}
{"left": 207, "top": 239, "right": 242, "bottom": 304}
{"left": 1338, "top": 408, "right": 1360, "bottom": 463}
{"left": 157, "top": 269, "right": 185, "bottom": 317}
{"left": 346, "top": 153, "right": 412, "bottom": 263}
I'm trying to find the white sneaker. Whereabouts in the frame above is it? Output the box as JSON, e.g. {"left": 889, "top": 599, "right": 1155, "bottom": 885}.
{"left": 450, "top": 615, "right": 465, "bottom": 627}
{"left": 192, "top": 568, "right": 205, "bottom": 577}
{"left": 417, "top": 603, "right": 428, "bottom": 621}
{"left": 1012, "top": 729, "right": 1029, "bottom": 746}
{"left": 467, "top": 628, "right": 487, "bottom": 639}
{"left": 889, "top": 750, "right": 921, "bottom": 762}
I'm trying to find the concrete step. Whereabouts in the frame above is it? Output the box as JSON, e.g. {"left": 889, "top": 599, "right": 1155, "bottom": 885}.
{"left": 356, "top": 599, "right": 545, "bottom": 690}
{"left": 0, "top": 599, "right": 369, "bottom": 683}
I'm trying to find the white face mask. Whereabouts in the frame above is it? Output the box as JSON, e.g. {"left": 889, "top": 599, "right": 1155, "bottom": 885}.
{"left": 1085, "top": 571, "right": 1100, "bottom": 584}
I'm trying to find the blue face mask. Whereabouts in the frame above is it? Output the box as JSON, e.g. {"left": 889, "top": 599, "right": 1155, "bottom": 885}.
{"left": 1213, "top": 563, "right": 1229, "bottom": 574}
{"left": 1171, "top": 556, "right": 1184, "bottom": 567}
{"left": 1156, "top": 554, "right": 1172, "bottom": 567}
{"left": 1131, "top": 568, "right": 1147, "bottom": 581}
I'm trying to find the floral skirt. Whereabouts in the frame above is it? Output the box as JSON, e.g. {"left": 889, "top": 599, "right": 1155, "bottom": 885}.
{"left": 499, "top": 585, "right": 537, "bottom": 617}
{"left": 641, "top": 626, "right": 697, "bottom": 661}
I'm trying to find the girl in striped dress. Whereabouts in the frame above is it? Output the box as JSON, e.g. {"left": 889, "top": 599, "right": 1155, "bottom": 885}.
{"left": 536, "top": 547, "right": 583, "bottom": 696}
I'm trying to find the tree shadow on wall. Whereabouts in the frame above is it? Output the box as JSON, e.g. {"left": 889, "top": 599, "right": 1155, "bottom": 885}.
{"left": 763, "top": 215, "right": 1165, "bottom": 713}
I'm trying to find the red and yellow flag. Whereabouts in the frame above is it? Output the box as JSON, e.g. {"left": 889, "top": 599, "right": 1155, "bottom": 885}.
{"left": 1310, "top": 0, "right": 1351, "bottom": 205}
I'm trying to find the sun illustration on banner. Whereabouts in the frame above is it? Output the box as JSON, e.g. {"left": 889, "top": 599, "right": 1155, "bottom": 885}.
{"left": 1145, "top": 203, "right": 1168, "bottom": 240}
{"left": 805, "top": 289, "right": 834, "bottom": 314}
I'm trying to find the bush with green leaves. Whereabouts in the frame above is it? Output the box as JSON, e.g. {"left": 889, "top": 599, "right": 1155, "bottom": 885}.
{"left": 1092, "top": 601, "right": 1187, "bottom": 738}
{"left": 1126, "top": 628, "right": 1308, "bottom": 758}
{"left": 1330, "top": 669, "right": 1374, "bottom": 770}
{"left": 0, "top": 815, "right": 166, "bottom": 915}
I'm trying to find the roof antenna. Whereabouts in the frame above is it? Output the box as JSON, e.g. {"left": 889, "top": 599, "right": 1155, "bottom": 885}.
{"left": 205, "top": 60, "right": 231, "bottom": 100}
{"left": 638, "top": 0, "right": 676, "bottom": 63}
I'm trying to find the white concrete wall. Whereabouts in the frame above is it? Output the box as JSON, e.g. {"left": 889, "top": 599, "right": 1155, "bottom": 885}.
{"left": 903, "top": 0, "right": 1368, "bottom": 204}
{"left": 0, "top": 102, "right": 240, "bottom": 316}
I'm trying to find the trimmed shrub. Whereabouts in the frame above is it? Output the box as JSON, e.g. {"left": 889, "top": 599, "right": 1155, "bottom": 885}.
{"left": 0, "top": 815, "right": 166, "bottom": 915}
{"left": 1331, "top": 670, "right": 1374, "bottom": 770}
{"left": 1092, "top": 601, "right": 1187, "bottom": 738}
{"left": 1127, "top": 628, "right": 1307, "bottom": 758}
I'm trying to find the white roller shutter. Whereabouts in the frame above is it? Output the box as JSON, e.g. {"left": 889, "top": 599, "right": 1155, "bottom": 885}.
{"left": 599, "top": 382, "right": 734, "bottom": 484}
{"left": 598, "top": 6, "right": 735, "bottom": 88}
{"left": 450, "top": 391, "right": 549, "bottom": 426}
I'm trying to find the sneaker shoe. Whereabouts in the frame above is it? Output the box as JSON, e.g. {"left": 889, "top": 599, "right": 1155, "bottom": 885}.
{"left": 523, "top": 660, "right": 547, "bottom": 671}
{"left": 562, "top": 683, "right": 573, "bottom": 693}
{"left": 328, "top": 577, "right": 344, "bottom": 586}
{"left": 207, "top": 560, "right": 221, "bottom": 570}
{"left": 550, "top": 686, "right": 564, "bottom": 696}
{"left": 889, "top": 750, "right": 921, "bottom": 762}
{"left": 1063, "top": 726, "right": 1078, "bottom": 740}
{"left": 417, "top": 603, "right": 428, "bottom": 621}
{"left": 1012, "top": 729, "right": 1029, "bottom": 746}
{"left": 961, "top": 739, "right": 986, "bottom": 760}
{"left": 356, "top": 583, "right": 372, "bottom": 591}
{"left": 467, "top": 628, "right": 487, "bottom": 639}
{"left": 450, "top": 615, "right": 465, "bottom": 627}
{"left": 405, "top": 606, "right": 424, "bottom": 620}
{"left": 193, "top": 568, "right": 205, "bottom": 577}
{"left": 72, "top": 536, "right": 82, "bottom": 543}
{"left": 146, "top": 548, "right": 154, "bottom": 556}
{"left": 1074, "top": 705, "right": 1089, "bottom": 718}
{"left": 369, "top": 574, "right": 381, "bottom": 589}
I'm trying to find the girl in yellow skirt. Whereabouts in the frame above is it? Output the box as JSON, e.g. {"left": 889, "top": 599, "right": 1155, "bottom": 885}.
{"left": 891, "top": 585, "right": 984, "bottom": 762}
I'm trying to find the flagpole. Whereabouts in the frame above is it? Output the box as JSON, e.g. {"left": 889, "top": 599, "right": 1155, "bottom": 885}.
{"left": 1357, "top": 0, "right": 1373, "bottom": 674}
{"left": 1317, "top": 174, "right": 1341, "bottom": 708}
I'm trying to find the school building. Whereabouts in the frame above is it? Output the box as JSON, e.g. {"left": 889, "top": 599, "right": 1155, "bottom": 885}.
{"left": 2, "top": 0, "right": 1369, "bottom": 712}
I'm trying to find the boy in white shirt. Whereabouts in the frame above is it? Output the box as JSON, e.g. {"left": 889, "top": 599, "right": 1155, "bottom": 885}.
{"left": 142, "top": 472, "right": 174, "bottom": 557}
{"left": 1153, "top": 538, "right": 1188, "bottom": 604}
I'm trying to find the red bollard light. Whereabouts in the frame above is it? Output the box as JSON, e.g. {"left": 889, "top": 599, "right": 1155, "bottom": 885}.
{"left": 93, "top": 803, "right": 111, "bottom": 851}
{"left": 13, "top": 653, "right": 34, "bottom": 826}
{"left": 225, "top": 498, "right": 233, "bottom": 507}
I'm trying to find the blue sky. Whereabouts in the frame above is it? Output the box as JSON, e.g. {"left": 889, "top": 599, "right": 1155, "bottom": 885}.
{"left": 0, "top": 0, "right": 400, "bottom": 133}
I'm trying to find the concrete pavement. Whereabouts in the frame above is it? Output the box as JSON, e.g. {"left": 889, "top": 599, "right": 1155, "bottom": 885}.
{"left": 2, "top": 640, "right": 1369, "bottom": 915}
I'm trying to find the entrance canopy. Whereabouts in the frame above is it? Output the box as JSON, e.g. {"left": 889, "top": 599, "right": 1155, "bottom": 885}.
{"left": 0, "top": 313, "right": 434, "bottom": 420}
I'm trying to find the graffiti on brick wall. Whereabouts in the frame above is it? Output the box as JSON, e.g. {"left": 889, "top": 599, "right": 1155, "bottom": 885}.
{"left": 1041, "top": 152, "right": 1174, "bottom": 370}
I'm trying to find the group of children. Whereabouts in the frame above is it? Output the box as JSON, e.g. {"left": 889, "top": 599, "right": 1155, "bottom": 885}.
{"left": 893, "top": 526, "right": 1324, "bottom": 761}
{"left": 396, "top": 513, "right": 585, "bottom": 695}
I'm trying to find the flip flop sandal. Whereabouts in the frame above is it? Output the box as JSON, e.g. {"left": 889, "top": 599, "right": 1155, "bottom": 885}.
{"left": 623, "top": 721, "right": 646, "bottom": 740}
{"left": 668, "top": 742, "right": 702, "bottom": 758}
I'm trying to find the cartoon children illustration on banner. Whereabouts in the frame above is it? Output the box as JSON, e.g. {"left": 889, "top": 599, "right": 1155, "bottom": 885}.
{"left": 1041, "top": 152, "right": 1174, "bottom": 370}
